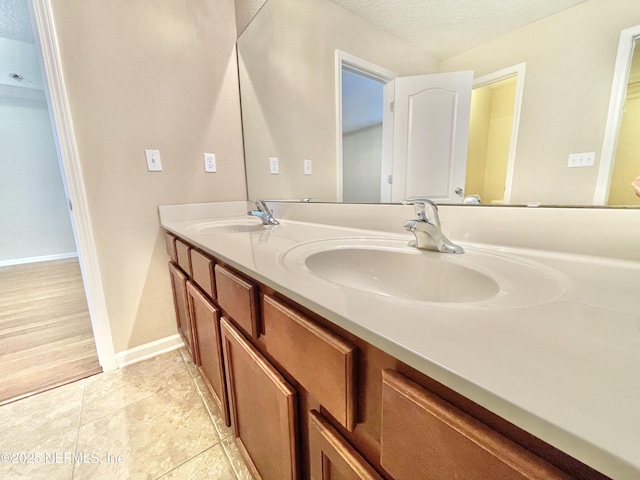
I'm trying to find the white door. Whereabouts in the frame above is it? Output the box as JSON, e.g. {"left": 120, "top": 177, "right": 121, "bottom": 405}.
{"left": 391, "top": 71, "right": 473, "bottom": 203}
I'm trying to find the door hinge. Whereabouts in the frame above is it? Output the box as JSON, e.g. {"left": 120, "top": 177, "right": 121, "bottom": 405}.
{"left": 390, "top": 101, "right": 395, "bottom": 112}
{"left": 68, "top": 198, "right": 73, "bottom": 211}
{"left": 388, "top": 175, "right": 393, "bottom": 184}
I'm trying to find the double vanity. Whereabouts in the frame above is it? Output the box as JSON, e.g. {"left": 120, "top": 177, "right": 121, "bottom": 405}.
{"left": 160, "top": 201, "right": 639, "bottom": 480}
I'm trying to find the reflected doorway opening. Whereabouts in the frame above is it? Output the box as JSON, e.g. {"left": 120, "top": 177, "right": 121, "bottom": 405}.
{"left": 336, "top": 51, "right": 396, "bottom": 202}
{"left": 466, "top": 63, "right": 525, "bottom": 205}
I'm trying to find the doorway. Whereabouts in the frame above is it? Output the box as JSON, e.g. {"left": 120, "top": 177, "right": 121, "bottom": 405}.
{"left": 0, "top": 0, "right": 101, "bottom": 404}
{"left": 465, "top": 63, "right": 526, "bottom": 204}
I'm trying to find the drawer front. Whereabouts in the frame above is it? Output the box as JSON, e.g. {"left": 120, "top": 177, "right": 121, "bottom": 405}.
{"left": 164, "top": 232, "right": 177, "bottom": 263}
{"left": 221, "top": 317, "right": 298, "bottom": 480}
{"left": 309, "top": 410, "right": 382, "bottom": 480}
{"left": 214, "top": 265, "right": 259, "bottom": 338}
{"left": 380, "top": 370, "right": 570, "bottom": 480}
{"left": 191, "top": 249, "right": 216, "bottom": 299}
{"left": 175, "top": 238, "right": 192, "bottom": 276}
{"left": 262, "top": 295, "right": 356, "bottom": 431}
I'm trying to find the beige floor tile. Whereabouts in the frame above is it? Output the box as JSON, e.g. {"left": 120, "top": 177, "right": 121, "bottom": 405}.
{"left": 73, "top": 380, "right": 218, "bottom": 480}
{"left": 221, "top": 436, "right": 253, "bottom": 480}
{"left": 178, "top": 347, "right": 200, "bottom": 378}
{"left": 79, "top": 350, "right": 189, "bottom": 425}
{"left": 0, "top": 380, "right": 83, "bottom": 452}
{"left": 193, "top": 375, "right": 231, "bottom": 439}
{"left": 0, "top": 427, "right": 77, "bottom": 480}
{"left": 155, "top": 444, "right": 236, "bottom": 479}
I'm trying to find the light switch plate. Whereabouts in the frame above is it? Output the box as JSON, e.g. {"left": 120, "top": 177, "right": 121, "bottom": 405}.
{"left": 145, "top": 149, "right": 162, "bottom": 172}
{"left": 204, "top": 153, "right": 216, "bottom": 172}
{"left": 304, "top": 159, "right": 312, "bottom": 175}
{"left": 269, "top": 157, "right": 279, "bottom": 174}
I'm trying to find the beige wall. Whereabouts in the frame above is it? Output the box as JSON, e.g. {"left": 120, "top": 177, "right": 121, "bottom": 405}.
{"left": 239, "top": 0, "right": 438, "bottom": 202}
{"left": 441, "top": 0, "right": 640, "bottom": 205}
{"left": 50, "top": 0, "right": 246, "bottom": 353}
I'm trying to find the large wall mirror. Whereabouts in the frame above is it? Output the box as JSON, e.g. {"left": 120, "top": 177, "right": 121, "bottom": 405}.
{"left": 237, "top": 0, "right": 640, "bottom": 207}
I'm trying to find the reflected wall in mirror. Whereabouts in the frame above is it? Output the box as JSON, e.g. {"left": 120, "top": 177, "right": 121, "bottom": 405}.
{"left": 237, "top": 0, "right": 640, "bottom": 207}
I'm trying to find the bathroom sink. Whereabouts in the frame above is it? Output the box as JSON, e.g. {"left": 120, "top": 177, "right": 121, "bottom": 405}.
{"left": 305, "top": 248, "right": 499, "bottom": 303}
{"left": 187, "top": 219, "right": 268, "bottom": 234}
{"left": 279, "top": 238, "right": 566, "bottom": 307}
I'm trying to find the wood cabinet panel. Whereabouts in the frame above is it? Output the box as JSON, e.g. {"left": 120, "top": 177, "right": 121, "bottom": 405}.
{"left": 168, "top": 262, "right": 194, "bottom": 360}
{"left": 187, "top": 282, "right": 229, "bottom": 426}
{"left": 262, "top": 295, "right": 356, "bottom": 431}
{"left": 215, "top": 265, "right": 259, "bottom": 338}
{"left": 175, "top": 238, "right": 191, "bottom": 276}
{"left": 309, "top": 410, "right": 383, "bottom": 480}
{"left": 190, "top": 249, "right": 216, "bottom": 299}
{"left": 380, "top": 370, "right": 571, "bottom": 480}
{"left": 221, "top": 317, "right": 298, "bottom": 480}
{"left": 164, "top": 232, "right": 177, "bottom": 263}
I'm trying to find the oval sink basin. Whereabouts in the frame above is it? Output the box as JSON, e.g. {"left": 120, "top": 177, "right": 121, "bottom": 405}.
{"left": 305, "top": 248, "right": 499, "bottom": 303}
{"left": 187, "top": 219, "right": 267, "bottom": 234}
{"left": 279, "top": 238, "right": 566, "bottom": 307}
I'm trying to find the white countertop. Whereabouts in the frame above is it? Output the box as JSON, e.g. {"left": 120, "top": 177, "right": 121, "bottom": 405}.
{"left": 160, "top": 203, "right": 640, "bottom": 479}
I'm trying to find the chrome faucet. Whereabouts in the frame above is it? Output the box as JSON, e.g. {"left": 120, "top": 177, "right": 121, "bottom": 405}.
{"left": 403, "top": 199, "right": 464, "bottom": 254}
{"left": 248, "top": 200, "right": 279, "bottom": 225}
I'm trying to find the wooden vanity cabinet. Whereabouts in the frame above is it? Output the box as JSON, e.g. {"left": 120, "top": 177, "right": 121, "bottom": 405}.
{"left": 221, "top": 317, "right": 298, "bottom": 480}
{"left": 163, "top": 231, "right": 610, "bottom": 480}
{"left": 186, "top": 281, "right": 229, "bottom": 426}
{"left": 164, "top": 232, "right": 177, "bottom": 263}
{"left": 168, "top": 262, "right": 194, "bottom": 360}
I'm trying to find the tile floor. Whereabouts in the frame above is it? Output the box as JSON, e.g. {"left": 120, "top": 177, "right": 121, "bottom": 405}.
{"left": 0, "top": 348, "right": 252, "bottom": 479}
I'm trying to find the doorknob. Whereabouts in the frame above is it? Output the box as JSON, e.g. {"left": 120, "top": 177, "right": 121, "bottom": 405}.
{"left": 454, "top": 187, "right": 463, "bottom": 196}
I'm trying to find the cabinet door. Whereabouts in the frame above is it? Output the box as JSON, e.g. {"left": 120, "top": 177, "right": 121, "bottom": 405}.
{"left": 221, "top": 317, "right": 298, "bottom": 480}
{"left": 168, "top": 262, "right": 194, "bottom": 360}
{"left": 309, "top": 410, "right": 383, "bottom": 480}
{"left": 380, "top": 370, "right": 571, "bottom": 480}
{"left": 187, "top": 282, "right": 229, "bottom": 426}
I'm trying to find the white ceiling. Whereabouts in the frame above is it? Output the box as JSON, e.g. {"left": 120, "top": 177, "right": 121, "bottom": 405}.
{"left": 328, "top": 0, "right": 589, "bottom": 60}
{"left": 0, "top": 0, "right": 33, "bottom": 43}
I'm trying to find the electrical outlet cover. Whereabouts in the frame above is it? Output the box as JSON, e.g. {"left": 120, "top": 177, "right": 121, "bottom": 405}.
{"left": 204, "top": 153, "right": 216, "bottom": 172}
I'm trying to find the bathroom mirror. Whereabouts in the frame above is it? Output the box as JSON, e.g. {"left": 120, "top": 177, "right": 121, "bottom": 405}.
{"left": 237, "top": 0, "right": 640, "bottom": 207}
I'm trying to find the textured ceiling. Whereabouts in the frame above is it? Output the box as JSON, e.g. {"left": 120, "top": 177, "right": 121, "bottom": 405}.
{"left": 328, "top": 0, "right": 588, "bottom": 60}
{"left": 0, "top": 0, "right": 33, "bottom": 43}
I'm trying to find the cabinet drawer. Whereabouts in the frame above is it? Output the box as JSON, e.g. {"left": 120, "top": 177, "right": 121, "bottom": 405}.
{"left": 309, "top": 410, "right": 382, "bottom": 480}
{"left": 380, "top": 370, "right": 571, "bottom": 480}
{"left": 191, "top": 249, "right": 216, "bottom": 299}
{"left": 175, "top": 238, "right": 191, "bottom": 276}
{"left": 164, "top": 232, "right": 177, "bottom": 263}
{"left": 221, "top": 317, "right": 298, "bottom": 480}
{"left": 214, "top": 265, "right": 259, "bottom": 338}
{"left": 262, "top": 295, "right": 356, "bottom": 431}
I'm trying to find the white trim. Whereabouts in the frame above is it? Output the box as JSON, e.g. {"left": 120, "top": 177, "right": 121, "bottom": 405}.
{"left": 115, "top": 334, "right": 184, "bottom": 368}
{"left": 0, "top": 252, "right": 77, "bottom": 268}
{"left": 472, "top": 62, "right": 526, "bottom": 204}
{"left": 29, "top": 0, "right": 117, "bottom": 372}
{"left": 335, "top": 50, "right": 397, "bottom": 202}
{"left": 594, "top": 25, "right": 640, "bottom": 205}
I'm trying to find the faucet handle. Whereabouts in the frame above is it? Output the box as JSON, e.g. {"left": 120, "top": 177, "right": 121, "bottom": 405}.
{"left": 402, "top": 198, "right": 439, "bottom": 225}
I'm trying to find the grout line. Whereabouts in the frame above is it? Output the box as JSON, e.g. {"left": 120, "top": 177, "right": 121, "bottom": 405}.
{"left": 151, "top": 444, "right": 221, "bottom": 480}
{"left": 70, "top": 379, "right": 86, "bottom": 480}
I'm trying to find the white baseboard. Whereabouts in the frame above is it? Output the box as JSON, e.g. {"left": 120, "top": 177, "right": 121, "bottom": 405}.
{"left": 115, "top": 334, "right": 184, "bottom": 368}
{"left": 0, "top": 252, "right": 78, "bottom": 268}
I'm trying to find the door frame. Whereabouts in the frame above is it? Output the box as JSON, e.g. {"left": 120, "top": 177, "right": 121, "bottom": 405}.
{"left": 472, "top": 62, "right": 526, "bottom": 204}
{"left": 594, "top": 25, "right": 640, "bottom": 205}
{"left": 30, "top": 0, "right": 117, "bottom": 371}
{"left": 335, "top": 50, "right": 397, "bottom": 202}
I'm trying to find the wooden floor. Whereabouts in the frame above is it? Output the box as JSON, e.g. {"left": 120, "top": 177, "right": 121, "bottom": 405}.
{"left": 0, "top": 258, "right": 101, "bottom": 405}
